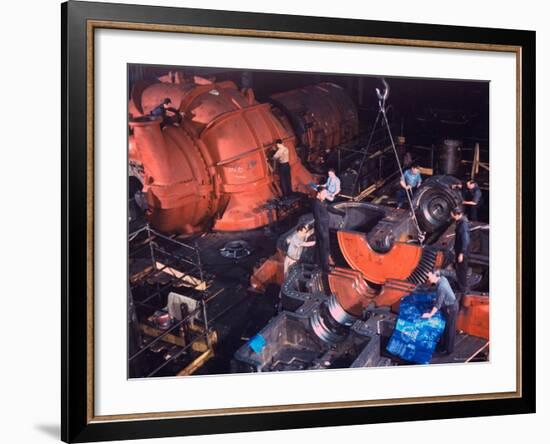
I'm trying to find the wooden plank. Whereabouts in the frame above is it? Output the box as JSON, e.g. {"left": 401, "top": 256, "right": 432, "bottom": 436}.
{"left": 176, "top": 349, "right": 214, "bottom": 376}
{"left": 471, "top": 142, "right": 480, "bottom": 178}
{"left": 465, "top": 341, "right": 490, "bottom": 363}
{"left": 139, "top": 323, "right": 186, "bottom": 347}
{"left": 418, "top": 167, "right": 433, "bottom": 176}
{"left": 155, "top": 261, "right": 209, "bottom": 290}
{"left": 430, "top": 334, "right": 488, "bottom": 364}
{"left": 353, "top": 184, "right": 377, "bottom": 201}
{"left": 129, "top": 264, "right": 153, "bottom": 283}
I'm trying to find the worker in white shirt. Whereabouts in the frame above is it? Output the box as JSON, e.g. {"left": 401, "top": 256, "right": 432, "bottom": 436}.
{"left": 272, "top": 139, "right": 292, "bottom": 197}
{"left": 284, "top": 223, "right": 316, "bottom": 276}
{"left": 322, "top": 168, "right": 341, "bottom": 201}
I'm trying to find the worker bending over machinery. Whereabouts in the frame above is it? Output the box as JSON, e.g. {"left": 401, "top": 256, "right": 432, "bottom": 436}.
{"left": 450, "top": 206, "right": 471, "bottom": 298}
{"left": 312, "top": 187, "right": 331, "bottom": 273}
{"left": 272, "top": 139, "right": 292, "bottom": 198}
{"left": 422, "top": 270, "right": 459, "bottom": 354}
{"left": 396, "top": 164, "right": 422, "bottom": 209}
{"left": 150, "top": 97, "right": 182, "bottom": 128}
{"left": 284, "top": 223, "right": 316, "bottom": 276}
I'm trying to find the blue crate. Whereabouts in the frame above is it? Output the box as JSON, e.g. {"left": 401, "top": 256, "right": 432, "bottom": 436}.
{"left": 247, "top": 333, "right": 267, "bottom": 354}
{"left": 386, "top": 292, "right": 446, "bottom": 364}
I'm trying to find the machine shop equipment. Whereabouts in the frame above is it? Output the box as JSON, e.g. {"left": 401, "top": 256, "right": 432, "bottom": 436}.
{"left": 128, "top": 71, "right": 491, "bottom": 376}
{"left": 239, "top": 177, "right": 489, "bottom": 370}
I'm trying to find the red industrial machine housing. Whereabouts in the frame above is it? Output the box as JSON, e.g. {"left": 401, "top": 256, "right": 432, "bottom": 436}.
{"left": 129, "top": 78, "right": 318, "bottom": 233}
{"left": 250, "top": 197, "right": 489, "bottom": 341}
{"left": 129, "top": 77, "right": 359, "bottom": 234}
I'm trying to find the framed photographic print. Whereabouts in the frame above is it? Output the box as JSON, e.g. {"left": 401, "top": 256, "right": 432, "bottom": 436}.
{"left": 62, "top": 0, "right": 536, "bottom": 442}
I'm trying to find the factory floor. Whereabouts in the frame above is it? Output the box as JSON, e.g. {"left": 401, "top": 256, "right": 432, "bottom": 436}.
{"left": 129, "top": 176, "right": 489, "bottom": 377}
{"left": 129, "top": 215, "right": 298, "bottom": 377}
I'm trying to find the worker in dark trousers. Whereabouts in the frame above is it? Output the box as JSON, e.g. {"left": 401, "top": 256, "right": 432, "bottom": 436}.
{"left": 396, "top": 164, "right": 422, "bottom": 208}
{"left": 272, "top": 139, "right": 292, "bottom": 198}
{"left": 422, "top": 270, "right": 459, "bottom": 354}
{"left": 450, "top": 206, "right": 471, "bottom": 298}
{"left": 312, "top": 187, "right": 331, "bottom": 272}
{"left": 452, "top": 179, "right": 483, "bottom": 221}
{"left": 462, "top": 179, "right": 483, "bottom": 221}
{"left": 150, "top": 97, "right": 181, "bottom": 128}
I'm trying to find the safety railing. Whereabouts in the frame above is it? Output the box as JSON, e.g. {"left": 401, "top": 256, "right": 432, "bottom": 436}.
{"left": 128, "top": 224, "right": 223, "bottom": 378}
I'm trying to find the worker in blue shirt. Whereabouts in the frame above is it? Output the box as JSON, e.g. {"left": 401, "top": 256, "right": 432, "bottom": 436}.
{"left": 396, "top": 164, "right": 422, "bottom": 208}
{"left": 150, "top": 97, "right": 181, "bottom": 128}
{"left": 422, "top": 270, "right": 458, "bottom": 354}
{"left": 451, "top": 206, "right": 471, "bottom": 296}
{"left": 322, "top": 169, "right": 341, "bottom": 201}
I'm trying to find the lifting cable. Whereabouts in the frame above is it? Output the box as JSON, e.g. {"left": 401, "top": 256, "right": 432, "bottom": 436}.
{"left": 376, "top": 79, "right": 425, "bottom": 245}
{"left": 350, "top": 107, "right": 383, "bottom": 195}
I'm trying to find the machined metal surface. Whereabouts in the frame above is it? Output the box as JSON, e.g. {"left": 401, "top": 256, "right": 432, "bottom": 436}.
{"left": 233, "top": 301, "right": 382, "bottom": 372}
{"left": 326, "top": 293, "right": 358, "bottom": 327}
{"left": 310, "top": 304, "right": 348, "bottom": 344}
{"left": 337, "top": 230, "right": 424, "bottom": 284}
{"left": 281, "top": 263, "right": 327, "bottom": 311}
{"left": 412, "top": 175, "right": 463, "bottom": 233}
{"left": 437, "top": 139, "right": 463, "bottom": 176}
{"left": 219, "top": 240, "right": 252, "bottom": 259}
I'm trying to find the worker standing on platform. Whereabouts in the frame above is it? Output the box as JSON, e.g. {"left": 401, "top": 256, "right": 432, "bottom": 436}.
{"left": 396, "top": 164, "right": 422, "bottom": 208}
{"left": 422, "top": 270, "right": 458, "bottom": 355}
{"left": 272, "top": 139, "right": 292, "bottom": 198}
{"left": 312, "top": 187, "right": 331, "bottom": 273}
{"left": 284, "top": 224, "right": 316, "bottom": 276}
{"left": 322, "top": 168, "right": 341, "bottom": 201}
{"left": 451, "top": 207, "right": 471, "bottom": 297}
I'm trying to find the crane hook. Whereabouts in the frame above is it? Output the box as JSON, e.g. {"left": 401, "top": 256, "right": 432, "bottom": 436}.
{"left": 375, "top": 78, "right": 390, "bottom": 102}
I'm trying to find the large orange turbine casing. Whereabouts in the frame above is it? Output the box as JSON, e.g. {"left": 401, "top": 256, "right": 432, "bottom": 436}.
{"left": 129, "top": 80, "right": 314, "bottom": 234}
{"left": 200, "top": 103, "right": 313, "bottom": 231}
{"left": 130, "top": 80, "right": 248, "bottom": 127}
{"left": 130, "top": 118, "right": 213, "bottom": 233}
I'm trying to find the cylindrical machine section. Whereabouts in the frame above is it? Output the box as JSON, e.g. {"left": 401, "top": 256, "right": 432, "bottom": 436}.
{"left": 129, "top": 116, "right": 215, "bottom": 233}
{"left": 437, "top": 139, "right": 462, "bottom": 176}
{"left": 412, "top": 175, "right": 464, "bottom": 234}
{"left": 310, "top": 295, "right": 356, "bottom": 344}
{"left": 201, "top": 104, "right": 281, "bottom": 231}
{"left": 270, "top": 83, "right": 359, "bottom": 169}
{"left": 129, "top": 81, "right": 192, "bottom": 117}
{"left": 130, "top": 79, "right": 252, "bottom": 132}
{"left": 327, "top": 293, "right": 358, "bottom": 327}
{"left": 180, "top": 81, "right": 252, "bottom": 130}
